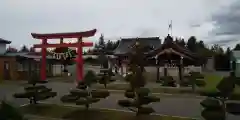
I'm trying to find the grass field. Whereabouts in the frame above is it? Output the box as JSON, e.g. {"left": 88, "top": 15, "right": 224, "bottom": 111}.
{"left": 21, "top": 104, "right": 196, "bottom": 120}
{"left": 203, "top": 74, "right": 240, "bottom": 94}
{"left": 91, "top": 72, "right": 240, "bottom": 98}
{"left": 203, "top": 74, "right": 223, "bottom": 92}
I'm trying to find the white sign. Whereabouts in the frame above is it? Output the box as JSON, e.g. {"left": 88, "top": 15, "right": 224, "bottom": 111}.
{"left": 49, "top": 49, "right": 74, "bottom": 60}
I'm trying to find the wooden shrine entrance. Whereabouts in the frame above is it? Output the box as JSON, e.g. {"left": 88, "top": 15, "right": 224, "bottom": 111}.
{"left": 31, "top": 29, "right": 96, "bottom": 82}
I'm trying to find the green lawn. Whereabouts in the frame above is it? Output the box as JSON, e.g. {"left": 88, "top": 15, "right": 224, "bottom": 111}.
{"left": 86, "top": 72, "right": 240, "bottom": 98}
{"left": 203, "top": 74, "right": 223, "bottom": 92}
{"left": 203, "top": 74, "right": 240, "bottom": 94}
{"left": 21, "top": 104, "right": 195, "bottom": 120}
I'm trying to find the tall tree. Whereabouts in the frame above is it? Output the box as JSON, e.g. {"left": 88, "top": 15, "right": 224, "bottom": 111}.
{"left": 211, "top": 44, "right": 224, "bottom": 54}
{"left": 179, "top": 39, "right": 186, "bottom": 47}
{"left": 19, "top": 45, "right": 29, "bottom": 52}
{"left": 197, "top": 40, "right": 205, "bottom": 49}
{"left": 187, "top": 36, "right": 197, "bottom": 52}
{"left": 6, "top": 46, "right": 18, "bottom": 53}
{"left": 98, "top": 34, "right": 105, "bottom": 49}
{"left": 234, "top": 44, "right": 240, "bottom": 50}
{"left": 106, "top": 40, "right": 113, "bottom": 51}
{"left": 113, "top": 40, "right": 120, "bottom": 49}
{"left": 29, "top": 47, "right": 35, "bottom": 52}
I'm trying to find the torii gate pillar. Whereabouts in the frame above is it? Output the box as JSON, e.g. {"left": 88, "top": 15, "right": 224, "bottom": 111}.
{"left": 77, "top": 37, "right": 83, "bottom": 82}
{"left": 41, "top": 39, "right": 47, "bottom": 81}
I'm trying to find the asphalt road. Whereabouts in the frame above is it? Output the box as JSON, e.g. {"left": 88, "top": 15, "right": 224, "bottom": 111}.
{"left": 1, "top": 82, "right": 240, "bottom": 120}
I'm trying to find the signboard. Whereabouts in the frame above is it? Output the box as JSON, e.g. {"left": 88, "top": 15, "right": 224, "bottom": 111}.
{"left": 49, "top": 47, "right": 76, "bottom": 60}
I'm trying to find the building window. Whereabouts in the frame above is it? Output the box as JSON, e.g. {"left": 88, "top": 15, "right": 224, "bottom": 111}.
{"left": 17, "top": 63, "right": 24, "bottom": 71}
{"left": 17, "top": 62, "right": 28, "bottom": 71}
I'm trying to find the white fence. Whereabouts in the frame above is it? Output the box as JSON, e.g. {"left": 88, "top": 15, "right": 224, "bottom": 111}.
{"left": 158, "top": 66, "right": 202, "bottom": 76}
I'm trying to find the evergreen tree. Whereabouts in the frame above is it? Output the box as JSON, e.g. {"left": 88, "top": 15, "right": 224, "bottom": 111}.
{"left": 187, "top": 36, "right": 197, "bottom": 52}
{"left": 13, "top": 73, "right": 57, "bottom": 104}
{"left": 211, "top": 44, "right": 224, "bottom": 55}
{"left": 234, "top": 44, "right": 240, "bottom": 50}
{"left": 98, "top": 34, "right": 105, "bottom": 49}
{"left": 61, "top": 71, "right": 110, "bottom": 110}
{"left": 29, "top": 47, "right": 35, "bottom": 52}
{"left": 19, "top": 45, "right": 29, "bottom": 52}
{"left": 6, "top": 46, "right": 18, "bottom": 53}
{"left": 106, "top": 40, "right": 113, "bottom": 51}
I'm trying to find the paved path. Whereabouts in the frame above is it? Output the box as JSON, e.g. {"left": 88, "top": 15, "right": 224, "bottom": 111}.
{"left": 0, "top": 82, "right": 239, "bottom": 120}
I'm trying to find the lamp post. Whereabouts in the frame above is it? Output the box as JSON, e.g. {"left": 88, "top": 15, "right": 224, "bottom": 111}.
{"left": 155, "top": 55, "right": 160, "bottom": 82}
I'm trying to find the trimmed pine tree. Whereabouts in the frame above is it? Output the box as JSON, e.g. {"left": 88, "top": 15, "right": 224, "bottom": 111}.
{"left": 118, "top": 41, "right": 160, "bottom": 116}
{"left": 61, "top": 70, "right": 110, "bottom": 110}
{"left": 13, "top": 73, "right": 57, "bottom": 104}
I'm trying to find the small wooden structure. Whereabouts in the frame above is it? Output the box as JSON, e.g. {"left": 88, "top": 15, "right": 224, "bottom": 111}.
{"left": 148, "top": 34, "right": 200, "bottom": 85}
{"left": 0, "top": 52, "right": 61, "bottom": 80}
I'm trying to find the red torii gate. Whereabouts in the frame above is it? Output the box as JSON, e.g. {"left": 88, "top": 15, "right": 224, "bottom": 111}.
{"left": 31, "top": 29, "right": 96, "bottom": 82}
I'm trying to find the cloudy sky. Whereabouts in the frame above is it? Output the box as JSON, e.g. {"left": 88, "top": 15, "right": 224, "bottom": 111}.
{"left": 0, "top": 0, "right": 239, "bottom": 49}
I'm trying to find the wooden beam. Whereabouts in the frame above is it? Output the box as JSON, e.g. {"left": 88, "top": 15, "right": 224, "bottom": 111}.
{"left": 156, "top": 48, "right": 193, "bottom": 60}
{"left": 33, "top": 42, "right": 93, "bottom": 48}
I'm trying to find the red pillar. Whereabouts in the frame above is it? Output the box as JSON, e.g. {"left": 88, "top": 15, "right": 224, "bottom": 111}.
{"left": 41, "top": 39, "right": 47, "bottom": 81}
{"left": 76, "top": 37, "right": 83, "bottom": 82}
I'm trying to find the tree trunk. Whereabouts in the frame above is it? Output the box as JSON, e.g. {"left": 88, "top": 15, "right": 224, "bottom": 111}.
{"left": 156, "top": 66, "right": 160, "bottom": 82}
{"left": 85, "top": 104, "right": 89, "bottom": 110}
{"left": 164, "top": 64, "right": 167, "bottom": 77}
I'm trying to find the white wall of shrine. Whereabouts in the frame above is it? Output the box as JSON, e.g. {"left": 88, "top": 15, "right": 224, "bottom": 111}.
{"left": 118, "top": 65, "right": 202, "bottom": 77}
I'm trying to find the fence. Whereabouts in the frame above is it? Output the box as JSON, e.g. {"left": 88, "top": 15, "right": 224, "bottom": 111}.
{"left": 118, "top": 66, "right": 202, "bottom": 77}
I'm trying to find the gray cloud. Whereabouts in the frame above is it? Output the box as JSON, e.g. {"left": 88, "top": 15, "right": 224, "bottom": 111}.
{"left": 0, "top": 0, "right": 230, "bottom": 48}
{"left": 210, "top": 0, "right": 240, "bottom": 45}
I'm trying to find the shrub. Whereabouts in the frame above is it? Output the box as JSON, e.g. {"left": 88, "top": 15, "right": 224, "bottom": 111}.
{"left": 84, "top": 57, "right": 99, "bottom": 65}
{"left": 187, "top": 72, "right": 206, "bottom": 92}
{"left": 97, "top": 68, "right": 116, "bottom": 88}
{"left": 61, "top": 81, "right": 110, "bottom": 109}
{"left": 84, "top": 70, "right": 97, "bottom": 86}
{"left": 117, "top": 42, "right": 160, "bottom": 116}
{"left": 161, "top": 76, "right": 176, "bottom": 87}
{"left": 200, "top": 72, "right": 240, "bottom": 120}
{"left": 13, "top": 73, "right": 57, "bottom": 104}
